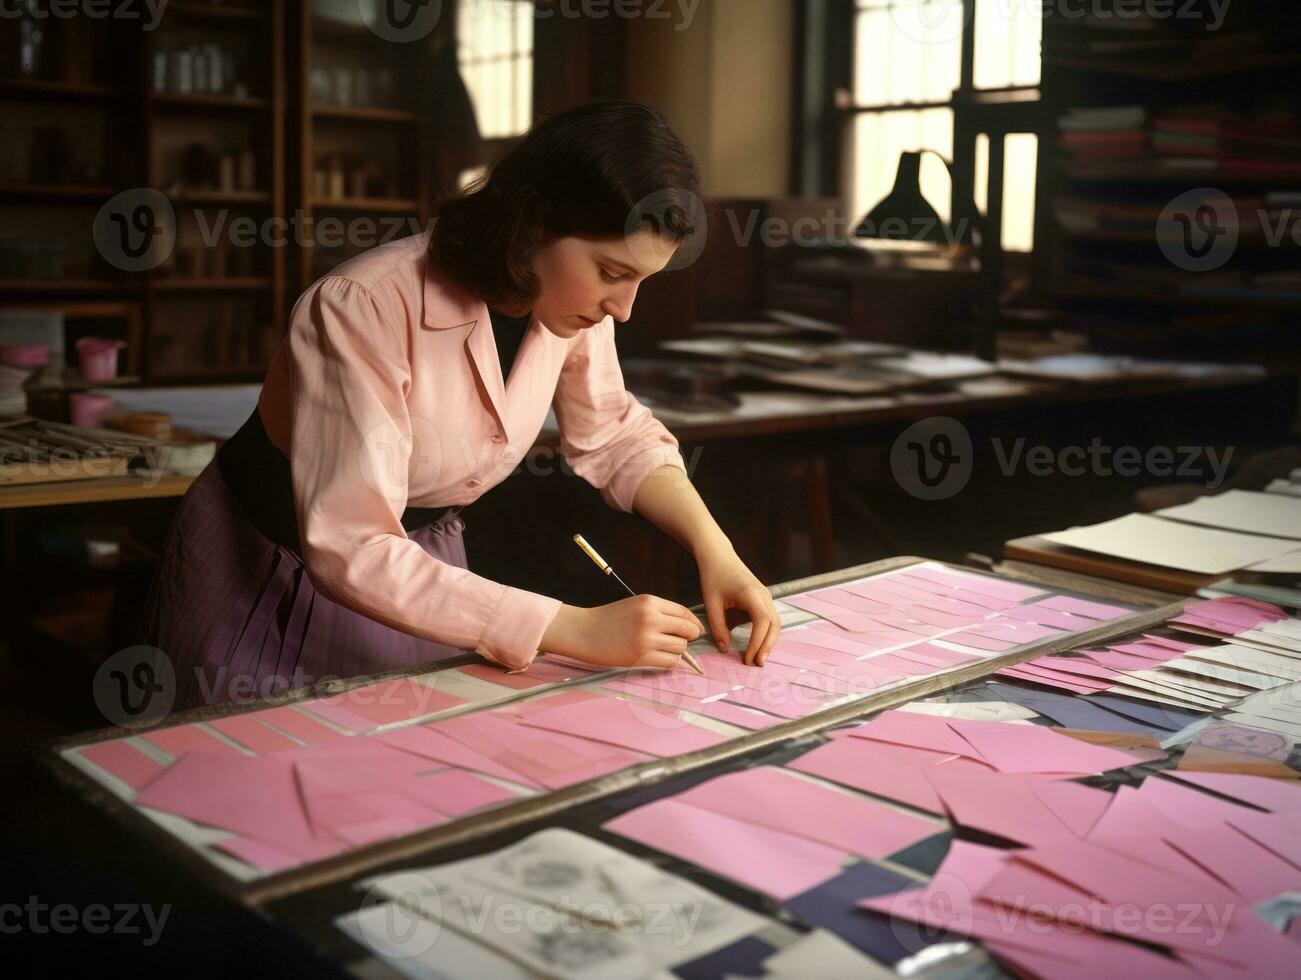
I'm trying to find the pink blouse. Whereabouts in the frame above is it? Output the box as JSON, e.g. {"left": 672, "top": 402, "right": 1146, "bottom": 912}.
{"left": 257, "top": 232, "right": 686, "bottom": 670}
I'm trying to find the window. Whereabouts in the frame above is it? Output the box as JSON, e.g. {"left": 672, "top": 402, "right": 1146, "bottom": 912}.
{"left": 457, "top": 0, "right": 534, "bottom": 141}
{"left": 848, "top": 1, "right": 1042, "bottom": 252}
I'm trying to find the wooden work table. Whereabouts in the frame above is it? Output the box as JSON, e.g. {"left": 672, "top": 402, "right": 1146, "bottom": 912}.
{"left": 26, "top": 555, "right": 1195, "bottom": 979}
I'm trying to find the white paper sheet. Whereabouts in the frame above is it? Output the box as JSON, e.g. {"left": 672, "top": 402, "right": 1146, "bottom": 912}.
{"left": 1042, "top": 513, "right": 1298, "bottom": 575}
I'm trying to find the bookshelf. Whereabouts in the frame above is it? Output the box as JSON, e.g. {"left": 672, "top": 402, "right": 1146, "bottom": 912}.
{"left": 0, "top": 0, "right": 454, "bottom": 387}
{"left": 1040, "top": 0, "right": 1301, "bottom": 364}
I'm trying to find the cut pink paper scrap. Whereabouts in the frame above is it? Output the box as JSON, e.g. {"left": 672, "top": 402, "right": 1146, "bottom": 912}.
{"left": 208, "top": 714, "right": 300, "bottom": 755}
{"left": 897, "top": 566, "right": 1047, "bottom": 603}
{"left": 675, "top": 766, "right": 938, "bottom": 859}
{"left": 789, "top": 738, "right": 966, "bottom": 814}
{"left": 318, "top": 677, "right": 465, "bottom": 726}
{"left": 1166, "top": 771, "right": 1301, "bottom": 814}
{"left": 603, "top": 796, "right": 847, "bottom": 900}
{"left": 1035, "top": 594, "right": 1132, "bottom": 620}
{"left": 693, "top": 698, "right": 778, "bottom": 731}
{"left": 403, "top": 768, "right": 518, "bottom": 818}
{"left": 844, "top": 709, "right": 983, "bottom": 759}
{"left": 374, "top": 723, "right": 542, "bottom": 787}
{"left": 134, "top": 750, "right": 342, "bottom": 861}
{"left": 431, "top": 712, "right": 651, "bottom": 790}
{"left": 922, "top": 766, "right": 1085, "bottom": 846}
{"left": 515, "top": 695, "right": 727, "bottom": 757}
{"left": 946, "top": 718, "right": 1144, "bottom": 774}
{"left": 253, "top": 705, "right": 348, "bottom": 745}
{"left": 805, "top": 587, "right": 894, "bottom": 616}
{"left": 296, "top": 699, "right": 380, "bottom": 734}
{"left": 78, "top": 740, "right": 166, "bottom": 791}
{"left": 140, "top": 723, "right": 242, "bottom": 759}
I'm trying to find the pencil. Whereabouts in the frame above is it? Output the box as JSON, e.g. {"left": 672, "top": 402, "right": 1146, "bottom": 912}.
{"left": 572, "top": 533, "right": 707, "bottom": 676}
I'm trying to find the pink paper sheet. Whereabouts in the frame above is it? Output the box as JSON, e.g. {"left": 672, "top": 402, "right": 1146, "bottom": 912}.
{"left": 894, "top": 604, "right": 985, "bottom": 629}
{"left": 783, "top": 593, "right": 886, "bottom": 631}
{"left": 603, "top": 797, "right": 847, "bottom": 900}
{"left": 995, "top": 663, "right": 1109, "bottom": 694}
{"left": 897, "top": 566, "right": 1047, "bottom": 603}
{"left": 254, "top": 705, "right": 347, "bottom": 745}
{"left": 1226, "top": 810, "right": 1301, "bottom": 868}
{"left": 787, "top": 738, "right": 946, "bottom": 813}
{"left": 1163, "top": 824, "right": 1301, "bottom": 901}
{"left": 806, "top": 620, "right": 924, "bottom": 651}
{"left": 887, "top": 642, "right": 981, "bottom": 669}
{"left": 923, "top": 766, "right": 1079, "bottom": 845}
{"left": 209, "top": 715, "right": 300, "bottom": 755}
{"left": 516, "top": 696, "right": 727, "bottom": 757}
{"left": 806, "top": 587, "right": 893, "bottom": 615}
{"left": 1001, "top": 603, "right": 1097, "bottom": 633}
{"left": 1166, "top": 772, "right": 1301, "bottom": 814}
{"left": 431, "top": 712, "right": 651, "bottom": 789}
{"left": 78, "top": 740, "right": 166, "bottom": 790}
{"left": 1036, "top": 595, "right": 1132, "bottom": 621}
{"left": 693, "top": 699, "right": 778, "bottom": 731}
{"left": 846, "top": 709, "right": 981, "bottom": 759}
{"left": 454, "top": 662, "right": 551, "bottom": 689}
{"left": 290, "top": 739, "right": 435, "bottom": 797}
{"left": 605, "top": 671, "right": 736, "bottom": 703}
{"left": 134, "top": 750, "right": 339, "bottom": 860}
{"left": 947, "top": 719, "right": 1142, "bottom": 774}
{"left": 375, "top": 723, "right": 540, "bottom": 787}
{"left": 944, "top": 631, "right": 1018, "bottom": 652}
{"left": 1135, "top": 776, "right": 1263, "bottom": 829}
{"left": 724, "top": 679, "right": 834, "bottom": 719}
{"left": 296, "top": 699, "right": 380, "bottom": 734}
{"left": 1017, "top": 657, "right": 1119, "bottom": 682}
{"left": 966, "top": 618, "right": 1064, "bottom": 644}
{"left": 320, "top": 678, "right": 464, "bottom": 726}
{"left": 403, "top": 768, "right": 518, "bottom": 817}
{"left": 676, "top": 767, "right": 937, "bottom": 859}
{"left": 140, "top": 723, "right": 242, "bottom": 759}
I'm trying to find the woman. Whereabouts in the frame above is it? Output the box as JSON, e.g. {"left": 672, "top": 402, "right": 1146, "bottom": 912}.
{"left": 146, "top": 99, "right": 780, "bottom": 709}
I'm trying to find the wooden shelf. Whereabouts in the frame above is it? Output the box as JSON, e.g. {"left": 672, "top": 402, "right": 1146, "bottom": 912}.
{"left": 311, "top": 104, "right": 420, "bottom": 124}
{"left": 1061, "top": 160, "right": 1301, "bottom": 184}
{"left": 311, "top": 196, "right": 419, "bottom": 213}
{"left": 28, "top": 373, "right": 143, "bottom": 393}
{"left": 149, "top": 92, "right": 271, "bottom": 112}
{"left": 1056, "top": 226, "right": 1301, "bottom": 248}
{"left": 168, "top": 1, "right": 268, "bottom": 23}
{"left": 0, "top": 184, "right": 115, "bottom": 202}
{"left": 152, "top": 278, "right": 273, "bottom": 292}
{"left": 0, "top": 280, "right": 132, "bottom": 294}
{"left": 148, "top": 365, "right": 268, "bottom": 383}
{"left": 168, "top": 189, "right": 272, "bottom": 205}
{"left": 1048, "top": 51, "right": 1301, "bottom": 81}
{"left": 0, "top": 77, "right": 120, "bottom": 101}
{"left": 1059, "top": 281, "right": 1301, "bottom": 312}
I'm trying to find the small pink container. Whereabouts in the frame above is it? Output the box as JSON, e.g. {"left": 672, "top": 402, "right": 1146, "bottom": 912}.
{"left": 75, "top": 337, "right": 127, "bottom": 382}
{"left": 1, "top": 343, "right": 48, "bottom": 369}
{"left": 70, "top": 392, "right": 115, "bottom": 428}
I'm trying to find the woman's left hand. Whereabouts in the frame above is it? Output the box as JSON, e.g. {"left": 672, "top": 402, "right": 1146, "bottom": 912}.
{"left": 697, "top": 544, "right": 780, "bottom": 666}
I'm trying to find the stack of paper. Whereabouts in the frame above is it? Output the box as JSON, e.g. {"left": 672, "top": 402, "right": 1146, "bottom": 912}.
{"left": 858, "top": 772, "right": 1301, "bottom": 978}
{"left": 604, "top": 766, "right": 941, "bottom": 899}
{"left": 1042, "top": 512, "right": 1301, "bottom": 575}
{"left": 342, "top": 828, "right": 770, "bottom": 979}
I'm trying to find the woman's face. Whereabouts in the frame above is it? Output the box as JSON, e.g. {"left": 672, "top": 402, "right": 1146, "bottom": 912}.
{"left": 528, "top": 229, "right": 680, "bottom": 339}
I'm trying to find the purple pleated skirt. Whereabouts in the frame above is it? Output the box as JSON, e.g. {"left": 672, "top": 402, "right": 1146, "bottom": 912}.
{"left": 144, "top": 461, "right": 470, "bottom": 710}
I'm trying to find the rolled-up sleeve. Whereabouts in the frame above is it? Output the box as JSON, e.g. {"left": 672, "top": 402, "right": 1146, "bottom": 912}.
{"left": 553, "top": 319, "right": 687, "bottom": 512}
{"left": 287, "top": 276, "right": 560, "bottom": 670}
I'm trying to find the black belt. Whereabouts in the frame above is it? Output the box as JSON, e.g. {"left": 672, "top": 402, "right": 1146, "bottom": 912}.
{"left": 217, "top": 410, "right": 459, "bottom": 555}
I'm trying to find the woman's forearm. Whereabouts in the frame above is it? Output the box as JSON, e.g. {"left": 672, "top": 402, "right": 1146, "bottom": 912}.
{"left": 631, "top": 464, "right": 734, "bottom": 560}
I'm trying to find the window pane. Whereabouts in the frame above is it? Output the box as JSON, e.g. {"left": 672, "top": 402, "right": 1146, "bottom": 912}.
{"left": 974, "top": 0, "right": 1041, "bottom": 88}
{"left": 972, "top": 132, "right": 1037, "bottom": 253}
{"left": 457, "top": 0, "right": 533, "bottom": 139}
{"left": 855, "top": 1, "right": 961, "bottom": 105}
{"left": 849, "top": 108, "right": 955, "bottom": 227}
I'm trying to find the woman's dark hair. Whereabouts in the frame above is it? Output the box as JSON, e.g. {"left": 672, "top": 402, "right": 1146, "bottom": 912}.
{"left": 429, "top": 99, "right": 704, "bottom": 311}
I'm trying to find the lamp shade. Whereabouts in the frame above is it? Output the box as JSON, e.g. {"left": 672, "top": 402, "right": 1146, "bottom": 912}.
{"left": 855, "top": 150, "right": 968, "bottom": 246}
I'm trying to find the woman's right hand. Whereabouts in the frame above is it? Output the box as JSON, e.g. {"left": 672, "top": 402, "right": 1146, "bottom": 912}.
{"left": 539, "top": 596, "right": 703, "bottom": 670}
